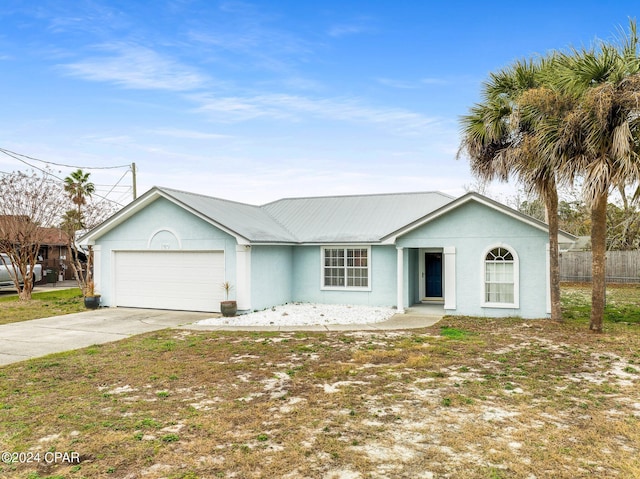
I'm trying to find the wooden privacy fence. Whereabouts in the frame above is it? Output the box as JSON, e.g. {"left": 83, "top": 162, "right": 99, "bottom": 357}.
{"left": 559, "top": 250, "right": 640, "bottom": 283}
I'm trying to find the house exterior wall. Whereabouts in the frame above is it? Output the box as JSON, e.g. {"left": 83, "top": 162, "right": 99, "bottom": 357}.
{"left": 93, "top": 197, "right": 238, "bottom": 307}
{"left": 291, "top": 245, "right": 397, "bottom": 306}
{"left": 250, "top": 245, "right": 294, "bottom": 311}
{"left": 90, "top": 193, "right": 550, "bottom": 319}
{"left": 397, "top": 201, "right": 549, "bottom": 318}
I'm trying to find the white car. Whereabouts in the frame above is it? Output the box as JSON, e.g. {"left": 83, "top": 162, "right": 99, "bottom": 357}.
{"left": 0, "top": 253, "right": 43, "bottom": 288}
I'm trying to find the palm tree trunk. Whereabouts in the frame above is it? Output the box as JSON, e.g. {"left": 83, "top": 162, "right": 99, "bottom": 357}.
{"left": 546, "top": 187, "right": 562, "bottom": 321}
{"left": 590, "top": 192, "right": 608, "bottom": 333}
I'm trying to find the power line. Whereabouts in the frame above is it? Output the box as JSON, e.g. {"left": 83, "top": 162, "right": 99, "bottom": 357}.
{"left": 0, "top": 147, "right": 130, "bottom": 170}
{"left": 1, "top": 146, "right": 137, "bottom": 203}
{"left": 0, "top": 148, "right": 65, "bottom": 180}
{"left": 0, "top": 152, "right": 129, "bottom": 207}
{"left": 102, "top": 169, "right": 131, "bottom": 199}
{"left": 114, "top": 188, "right": 134, "bottom": 205}
{"left": 93, "top": 184, "right": 131, "bottom": 188}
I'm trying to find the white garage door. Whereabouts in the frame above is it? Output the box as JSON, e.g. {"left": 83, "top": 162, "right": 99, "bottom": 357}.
{"left": 113, "top": 251, "right": 225, "bottom": 312}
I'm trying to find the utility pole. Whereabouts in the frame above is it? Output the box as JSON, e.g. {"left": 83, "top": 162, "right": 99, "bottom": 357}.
{"left": 131, "top": 162, "right": 137, "bottom": 200}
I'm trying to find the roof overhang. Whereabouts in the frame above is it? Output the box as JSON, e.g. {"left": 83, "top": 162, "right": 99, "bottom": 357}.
{"left": 79, "top": 187, "right": 252, "bottom": 246}
{"left": 381, "top": 192, "right": 577, "bottom": 245}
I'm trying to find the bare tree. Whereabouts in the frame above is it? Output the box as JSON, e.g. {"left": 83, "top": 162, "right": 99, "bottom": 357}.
{"left": 607, "top": 184, "right": 640, "bottom": 250}
{"left": 0, "top": 170, "right": 68, "bottom": 300}
{"left": 61, "top": 171, "right": 117, "bottom": 298}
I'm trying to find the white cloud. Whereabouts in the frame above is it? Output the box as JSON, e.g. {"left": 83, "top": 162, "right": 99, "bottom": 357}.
{"left": 84, "top": 135, "right": 134, "bottom": 145}
{"left": 190, "top": 93, "right": 443, "bottom": 135}
{"left": 42, "top": 0, "right": 128, "bottom": 35}
{"left": 61, "top": 43, "right": 208, "bottom": 91}
{"left": 190, "top": 94, "right": 295, "bottom": 122}
{"left": 328, "top": 24, "right": 367, "bottom": 37}
{"left": 186, "top": 3, "right": 313, "bottom": 65}
{"left": 327, "top": 17, "right": 376, "bottom": 38}
{"left": 377, "top": 78, "right": 421, "bottom": 89}
{"left": 135, "top": 158, "right": 474, "bottom": 205}
{"left": 147, "top": 128, "right": 232, "bottom": 140}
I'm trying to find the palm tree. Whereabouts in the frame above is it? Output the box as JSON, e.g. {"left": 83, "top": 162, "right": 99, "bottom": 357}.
{"left": 461, "top": 21, "right": 640, "bottom": 332}
{"left": 548, "top": 21, "right": 640, "bottom": 332}
{"left": 459, "top": 56, "right": 567, "bottom": 322}
{"left": 63, "top": 169, "right": 96, "bottom": 298}
{"left": 64, "top": 169, "right": 95, "bottom": 222}
{"left": 553, "top": 41, "right": 640, "bottom": 331}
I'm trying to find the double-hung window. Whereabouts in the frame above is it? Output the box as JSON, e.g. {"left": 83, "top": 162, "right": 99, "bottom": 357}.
{"left": 322, "top": 247, "right": 370, "bottom": 290}
{"left": 483, "top": 246, "right": 519, "bottom": 307}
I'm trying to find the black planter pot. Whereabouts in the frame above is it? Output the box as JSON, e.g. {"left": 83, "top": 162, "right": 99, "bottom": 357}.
{"left": 220, "top": 300, "right": 237, "bottom": 317}
{"left": 84, "top": 295, "right": 101, "bottom": 310}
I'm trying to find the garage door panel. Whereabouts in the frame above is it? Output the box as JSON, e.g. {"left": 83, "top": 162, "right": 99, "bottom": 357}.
{"left": 113, "top": 251, "right": 225, "bottom": 312}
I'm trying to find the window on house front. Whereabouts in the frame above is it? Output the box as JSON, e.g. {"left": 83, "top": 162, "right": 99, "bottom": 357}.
{"left": 322, "top": 247, "right": 370, "bottom": 289}
{"left": 484, "top": 246, "right": 516, "bottom": 305}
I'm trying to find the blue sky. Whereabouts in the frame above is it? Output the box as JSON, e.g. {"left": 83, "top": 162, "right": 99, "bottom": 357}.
{"left": 1, "top": 1, "right": 638, "bottom": 206}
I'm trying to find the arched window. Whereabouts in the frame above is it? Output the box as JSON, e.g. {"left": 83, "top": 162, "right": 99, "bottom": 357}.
{"left": 483, "top": 246, "right": 518, "bottom": 307}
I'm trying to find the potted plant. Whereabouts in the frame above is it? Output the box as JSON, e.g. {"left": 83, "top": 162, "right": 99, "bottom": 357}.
{"left": 83, "top": 280, "right": 101, "bottom": 309}
{"left": 220, "top": 281, "right": 237, "bottom": 317}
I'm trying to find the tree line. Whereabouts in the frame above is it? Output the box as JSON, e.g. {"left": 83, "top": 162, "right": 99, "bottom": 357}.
{"left": 458, "top": 20, "right": 640, "bottom": 332}
{"left": 516, "top": 185, "right": 640, "bottom": 250}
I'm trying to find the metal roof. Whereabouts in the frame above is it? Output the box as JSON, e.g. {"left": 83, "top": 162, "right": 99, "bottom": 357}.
{"left": 159, "top": 188, "right": 455, "bottom": 243}
{"left": 262, "top": 191, "right": 455, "bottom": 243}
{"left": 159, "top": 188, "right": 297, "bottom": 243}
{"left": 82, "top": 187, "right": 569, "bottom": 247}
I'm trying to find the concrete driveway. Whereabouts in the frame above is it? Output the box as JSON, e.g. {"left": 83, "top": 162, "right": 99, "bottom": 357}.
{"left": 0, "top": 305, "right": 443, "bottom": 366}
{"left": 0, "top": 308, "right": 212, "bottom": 366}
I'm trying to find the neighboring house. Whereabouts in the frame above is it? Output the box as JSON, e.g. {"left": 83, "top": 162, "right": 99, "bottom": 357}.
{"left": 37, "top": 227, "right": 73, "bottom": 280}
{"left": 80, "top": 187, "right": 576, "bottom": 319}
{"left": 566, "top": 236, "right": 592, "bottom": 252}
{"left": 0, "top": 215, "right": 71, "bottom": 282}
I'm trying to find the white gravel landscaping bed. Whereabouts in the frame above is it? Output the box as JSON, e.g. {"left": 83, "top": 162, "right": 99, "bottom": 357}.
{"left": 196, "top": 303, "right": 397, "bottom": 327}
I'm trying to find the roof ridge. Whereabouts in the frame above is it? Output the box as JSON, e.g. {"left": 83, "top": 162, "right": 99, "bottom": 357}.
{"left": 261, "top": 190, "right": 455, "bottom": 206}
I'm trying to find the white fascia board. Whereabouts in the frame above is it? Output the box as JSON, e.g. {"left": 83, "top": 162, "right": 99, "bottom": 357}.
{"left": 163, "top": 195, "right": 252, "bottom": 246}
{"left": 163, "top": 202, "right": 252, "bottom": 246}
{"left": 249, "top": 242, "right": 299, "bottom": 246}
{"left": 463, "top": 194, "right": 551, "bottom": 232}
{"left": 468, "top": 195, "right": 577, "bottom": 243}
{"left": 380, "top": 197, "right": 468, "bottom": 244}
{"left": 80, "top": 188, "right": 161, "bottom": 245}
{"left": 295, "top": 242, "right": 380, "bottom": 247}
{"left": 382, "top": 193, "right": 565, "bottom": 244}
{"left": 80, "top": 187, "right": 251, "bottom": 246}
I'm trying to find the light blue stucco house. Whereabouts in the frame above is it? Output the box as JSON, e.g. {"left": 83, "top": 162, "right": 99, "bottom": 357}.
{"left": 81, "top": 187, "right": 575, "bottom": 319}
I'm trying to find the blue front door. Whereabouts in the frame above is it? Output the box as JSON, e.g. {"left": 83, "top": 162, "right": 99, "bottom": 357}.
{"left": 425, "top": 253, "right": 442, "bottom": 298}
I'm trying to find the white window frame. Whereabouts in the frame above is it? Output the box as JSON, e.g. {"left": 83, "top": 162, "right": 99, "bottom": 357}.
{"left": 481, "top": 244, "right": 519, "bottom": 309}
{"left": 321, "top": 246, "right": 372, "bottom": 291}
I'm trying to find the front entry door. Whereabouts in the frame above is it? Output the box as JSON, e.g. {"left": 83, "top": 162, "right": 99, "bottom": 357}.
{"left": 425, "top": 253, "right": 443, "bottom": 298}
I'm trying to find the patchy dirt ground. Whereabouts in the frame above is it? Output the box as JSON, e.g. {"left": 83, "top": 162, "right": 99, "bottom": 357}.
{"left": 0, "top": 313, "right": 638, "bottom": 479}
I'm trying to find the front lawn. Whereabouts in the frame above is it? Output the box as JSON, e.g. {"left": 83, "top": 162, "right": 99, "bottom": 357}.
{"left": 0, "top": 284, "right": 638, "bottom": 478}
{"left": 0, "top": 288, "right": 84, "bottom": 325}
{"left": 561, "top": 282, "right": 640, "bottom": 324}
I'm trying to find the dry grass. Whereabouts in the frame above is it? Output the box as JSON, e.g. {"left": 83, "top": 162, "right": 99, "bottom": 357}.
{"left": 0, "top": 288, "right": 84, "bottom": 325}
{"left": 0, "top": 285, "right": 638, "bottom": 478}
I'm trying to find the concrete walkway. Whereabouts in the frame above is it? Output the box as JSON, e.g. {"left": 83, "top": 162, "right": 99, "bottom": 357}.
{"left": 0, "top": 305, "right": 443, "bottom": 366}
{"left": 186, "top": 304, "right": 444, "bottom": 332}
